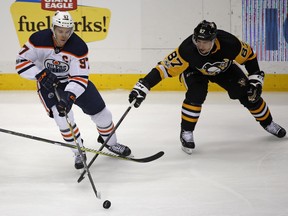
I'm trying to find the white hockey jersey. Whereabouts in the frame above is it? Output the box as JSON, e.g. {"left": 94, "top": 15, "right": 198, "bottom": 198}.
{"left": 16, "top": 29, "right": 89, "bottom": 98}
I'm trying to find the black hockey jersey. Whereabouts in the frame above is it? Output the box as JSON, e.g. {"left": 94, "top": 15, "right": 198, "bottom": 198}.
{"left": 144, "top": 29, "right": 260, "bottom": 88}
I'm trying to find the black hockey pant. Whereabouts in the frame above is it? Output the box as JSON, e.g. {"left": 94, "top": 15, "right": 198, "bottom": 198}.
{"left": 180, "top": 64, "right": 272, "bottom": 131}
{"left": 37, "top": 80, "right": 106, "bottom": 118}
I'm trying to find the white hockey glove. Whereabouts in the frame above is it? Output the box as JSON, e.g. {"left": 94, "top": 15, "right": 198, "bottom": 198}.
{"left": 129, "top": 78, "right": 150, "bottom": 108}
{"left": 247, "top": 71, "right": 264, "bottom": 103}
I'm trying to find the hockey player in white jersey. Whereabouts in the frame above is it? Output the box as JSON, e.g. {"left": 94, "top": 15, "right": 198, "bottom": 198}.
{"left": 16, "top": 11, "right": 132, "bottom": 169}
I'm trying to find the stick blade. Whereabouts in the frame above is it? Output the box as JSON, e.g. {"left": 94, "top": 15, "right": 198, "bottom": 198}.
{"left": 77, "top": 175, "right": 85, "bottom": 183}
{"left": 96, "top": 191, "right": 101, "bottom": 199}
{"left": 130, "top": 151, "right": 165, "bottom": 163}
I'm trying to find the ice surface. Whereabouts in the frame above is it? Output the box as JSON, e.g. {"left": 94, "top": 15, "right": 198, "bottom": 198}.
{"left": 0, "top": 90, "right": 287, "bottom": 216}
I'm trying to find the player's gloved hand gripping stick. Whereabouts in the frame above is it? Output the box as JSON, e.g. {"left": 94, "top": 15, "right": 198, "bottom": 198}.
{"left": 247, "top": 70, "right": 264, "bottom": 103}
{"left": 36, "top": 68, "right": 59, "bottom": 91}
{"left": 129, "top": 78, "right": 150, "bottom": 108}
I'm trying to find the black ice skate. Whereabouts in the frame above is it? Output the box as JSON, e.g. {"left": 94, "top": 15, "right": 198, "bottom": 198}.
{"left": 106, "top": 143, "right": 131, "bottom": 157}
{"left": 180, "top": 130, "right": 195, "bottom": 154}
{"left": 74, "top": 152, "right": 87, "bottom": 169}
{"left": 97, "top": 136, "right": 132, "bottom": 157}
{"left": 264, "top": 121, "right": 286, "bottom": 138}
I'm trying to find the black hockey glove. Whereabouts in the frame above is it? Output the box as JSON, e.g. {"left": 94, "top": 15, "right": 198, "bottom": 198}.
{"left": 36, "top": 68, "right": 59, "bottom": 90}
{"left": 56, "top": 91, "right": 76, "bottom": 117}
{"left": 247, "top": 71, "right": 264, "bottom": 103}
{"left": 129, "top": 78, "right": 150, "bottom": 108}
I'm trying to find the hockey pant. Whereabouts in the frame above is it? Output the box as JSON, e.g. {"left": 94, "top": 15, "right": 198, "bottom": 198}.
{"left": 37, "top": 80, "right": 117, "bottom": 153}
{"left": 180, "top": 64, "right": 273, "bottom": 131}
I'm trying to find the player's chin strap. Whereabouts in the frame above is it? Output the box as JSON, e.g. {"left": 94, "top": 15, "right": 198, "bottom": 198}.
{"left": 54, "top": 86, "right": 101, "bottom": 199}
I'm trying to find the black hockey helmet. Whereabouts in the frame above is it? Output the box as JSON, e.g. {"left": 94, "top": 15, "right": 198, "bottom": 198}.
{"left": 193, "top": 20, "right": 217, "bottom": 41}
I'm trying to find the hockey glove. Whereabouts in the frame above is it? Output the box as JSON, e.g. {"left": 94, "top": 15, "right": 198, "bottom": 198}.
{"left": 247, "top": 71, "right": 264, "bottom": 103}
{"left": 36, "top": 68, "right": 59, "bottom": 90}
{"left": 56, "top": 91, "right": 76, "bottom": 117}
{"left": 129, "top": 78, "right": 150, "bottom": 108}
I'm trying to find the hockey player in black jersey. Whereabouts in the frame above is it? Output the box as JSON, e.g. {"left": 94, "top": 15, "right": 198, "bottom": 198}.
{"left": 128, "top": 20, "right": 286, "bottom": 154}
{"left": 16, "top": 11, "right": 132, "bottom": 169}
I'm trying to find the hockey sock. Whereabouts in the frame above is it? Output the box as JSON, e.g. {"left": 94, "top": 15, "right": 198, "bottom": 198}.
{"left": 248, "top": 99, "right": 272, "bottom": 128}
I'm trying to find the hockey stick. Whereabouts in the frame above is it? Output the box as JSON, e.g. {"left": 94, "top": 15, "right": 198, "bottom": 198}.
{"left": 0, "top": 127, "right": 164, "bottom": 162}
{"left": 77, "top": 99, "right": 136, "bottom": 183}
{"left": 54, "top": 89, "right": 101, "bottom": 199}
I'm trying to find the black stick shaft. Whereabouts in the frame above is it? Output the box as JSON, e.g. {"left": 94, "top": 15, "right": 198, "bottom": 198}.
{"left": 0, "top": 127, "right": 164, "bottom": 163}
{"left": 0, "top": 127, "right": 77, "bottom": 148}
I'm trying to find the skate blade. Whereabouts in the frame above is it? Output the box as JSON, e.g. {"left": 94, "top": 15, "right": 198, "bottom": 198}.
{"left": 77, "top": 168, "right": 84, "bottom": 173}
{"left": 181, "top": 146, "right": 193, "bottom": 155}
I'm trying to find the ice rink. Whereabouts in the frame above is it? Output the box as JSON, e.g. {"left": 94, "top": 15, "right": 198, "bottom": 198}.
{"left": 0, "top": 90, "right": 287, "bottom": 216}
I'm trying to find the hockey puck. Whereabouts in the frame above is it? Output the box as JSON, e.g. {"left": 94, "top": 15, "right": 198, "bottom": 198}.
{"left": 103, "top": 200, "right": 111, "bottom": 209}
